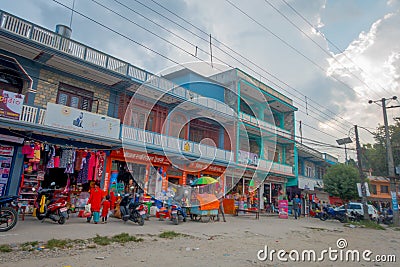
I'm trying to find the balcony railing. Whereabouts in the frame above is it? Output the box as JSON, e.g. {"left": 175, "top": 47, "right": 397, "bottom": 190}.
{"left": 239, "top": 112, "right": 292, "bottom": 139}
{"left": 258, "top": 159, "right": 294, "bottom": 175}
{"left": 0, "top": 10, "right": 234, "bottom": 117}
{"left": 19, "top": 105, "right": 46, "bottom": 124}
{"left": 121, "top": 125, "right": 234, "bottom": 162}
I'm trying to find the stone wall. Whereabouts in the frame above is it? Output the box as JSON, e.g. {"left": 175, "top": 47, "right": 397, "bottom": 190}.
{"left": 34, "top": 69, "right": 110, "bottom": 115}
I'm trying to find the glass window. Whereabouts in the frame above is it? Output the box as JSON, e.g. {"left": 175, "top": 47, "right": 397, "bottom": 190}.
{"left": 57, "top": 83, "right": 93, "bottom": 111}
{"left": 371, "top": 184, "right": 377, "bottom": 194}
{"left": 380, "top": 185, "right": 389, "bottom": 194}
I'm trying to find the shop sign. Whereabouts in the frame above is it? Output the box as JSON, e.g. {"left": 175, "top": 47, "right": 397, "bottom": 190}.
{"left": 44, "top": 103, "right": 120, "bottom": 139}
{"left": 0, "top": 156, "right": 12, "bottom": 197}
{"left": 238, "top": 150, "right": 259, "bottom": 166}
{"left": 0, "top": 134, "right": 24, "bottom": 144}
{"left": 123, "top": 150, "right": 169, "bottom": 165}
{"left": 0, "top": 89, "right": 25, "bottom": 120}
{"left": 278, "top": 199, "right": 288, "bottom": 219}
{"left": 0, "top": 145, "right": 14, "bottom": 156}
{"left": 186, "top": 162, "right": 224, "bottom": 173}
{"left": 298, "top": 176, "right": 321, "bottom": 191}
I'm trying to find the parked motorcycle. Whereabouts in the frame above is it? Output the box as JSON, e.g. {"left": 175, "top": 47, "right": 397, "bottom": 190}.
{"left": 170, "top": 203, "right": 187, "bottom": 225}
{"left": 347, "top": 210, "right": 363, "bottom": 222}
{"left": 33, "top": 182, "right": 68, "bottom": 224}
{"left": 319, "top": 206, "right": 347, "bottom": 223}
{"left": 0, "top": 195, "right": 19, "bottom": 232}
{"left": 120, "top": 193, "right": 145, "bottom": 226}
{"left": 378, "top": 209, "right": 393, "bottom": 225}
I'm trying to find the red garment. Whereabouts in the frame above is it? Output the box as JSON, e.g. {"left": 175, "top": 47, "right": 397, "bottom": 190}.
{"left": 101, "top": 200, "right": 110, "bottom": 217}
{"left": 88, "top": 187, "right": 104, "bottom": 212}
{"left": 110, "top": 192, "right": 116, "bottom": 210}
{"left": 87, "top": 152, "right": 96, "bottom": 181}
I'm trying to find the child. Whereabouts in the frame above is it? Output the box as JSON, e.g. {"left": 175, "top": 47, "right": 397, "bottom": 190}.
{"left": 101, "top": 195, "right": 111, "bottom": 223}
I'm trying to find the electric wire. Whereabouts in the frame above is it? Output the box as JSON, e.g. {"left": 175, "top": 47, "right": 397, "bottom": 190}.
{"left": 50, "top": 0, "right": 356, "bottom": 137}
{"left": 280, "top": 0, "right": 394, "bottom": 97}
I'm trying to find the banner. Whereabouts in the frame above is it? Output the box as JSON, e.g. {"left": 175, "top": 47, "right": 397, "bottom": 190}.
{"left": 0, "top": 89, "right": 25, "bottom": 120}
{"left": 278, "top": 199, "right": 288, "bottom": 219}
{"left": 238, "top": 150, "right": 259, "bottom": 166}
{"left": 44, "top": 103, "right": 120, "bottom": 139}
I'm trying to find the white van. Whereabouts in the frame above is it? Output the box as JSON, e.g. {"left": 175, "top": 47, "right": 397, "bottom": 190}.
{"left": 335, "top": 202, "right": 379, "bottom": 220}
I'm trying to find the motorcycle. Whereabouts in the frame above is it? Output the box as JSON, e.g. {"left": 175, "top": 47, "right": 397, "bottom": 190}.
{"left": 170, "top": 202, "right": 187, "bottom": 225}
{"left": 0, "top": 195, "right": 19, "bottom": 232}
{"left": 347, "top": 210, "right": 363, "bottom": 222}
{"left": 378, "top": 209, "right": 393, "bottom": 225}
{"left": 33, "top": 182, "right": 68, "bottom": 224}
{"left": 319, "top": 206, "right": 347, "bottom": 223}
{"left": 120, "top": 193, "right": 145, "bottom": 226}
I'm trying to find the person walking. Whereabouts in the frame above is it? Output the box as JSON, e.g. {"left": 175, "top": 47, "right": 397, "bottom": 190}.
{"left": 87, "top": 183, "right": 103, "bottom": 224}
{"left": 293, "top": 194, "right": 301, "bottom": 219}
{"left": 101, "top": 195, "right": 111, "bottom": 223}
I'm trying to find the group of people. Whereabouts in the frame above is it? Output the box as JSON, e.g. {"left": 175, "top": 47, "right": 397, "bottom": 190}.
{"left": 86, "top": 183, "right": 111, "bottom": 224}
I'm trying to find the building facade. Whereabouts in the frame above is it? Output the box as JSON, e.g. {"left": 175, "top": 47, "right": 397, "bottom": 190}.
{"left": 0, "top": 10, "right": 299, "bottom": 213}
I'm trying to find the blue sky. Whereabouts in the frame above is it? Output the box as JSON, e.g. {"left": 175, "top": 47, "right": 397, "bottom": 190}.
{"left": 1, "top": 0, "right": 400, "bottom": 161}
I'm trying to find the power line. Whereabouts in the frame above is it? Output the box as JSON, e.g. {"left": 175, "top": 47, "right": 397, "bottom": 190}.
{"left": 125, "top": 0, "right": 356, "bottom": 134}
{"left": 280, "top": 0, "right": 394, "bottom": 97}
{"left": 52, "top": 0, "right": 355, "bottom": 137}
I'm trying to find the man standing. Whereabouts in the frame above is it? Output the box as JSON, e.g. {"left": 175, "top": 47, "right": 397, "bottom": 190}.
{"left": 294, "top": 194, "right": 301, "bottom": 219}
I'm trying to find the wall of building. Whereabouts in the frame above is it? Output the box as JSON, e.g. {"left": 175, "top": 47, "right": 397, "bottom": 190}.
{"left": 34, "top": 69, "right": 110, "bottom": 115}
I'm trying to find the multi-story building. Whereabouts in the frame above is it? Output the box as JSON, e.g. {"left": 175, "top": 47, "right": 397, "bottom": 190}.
{"left": 0, "top": 10, "right": 298, "bottom": 213}
{"left": 293, "top": 143, "right": 338, "bottom": 213}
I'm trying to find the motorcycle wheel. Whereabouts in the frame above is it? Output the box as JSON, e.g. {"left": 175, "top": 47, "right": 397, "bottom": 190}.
{"left": 338, "top": 215, "right": 347, "bottom": 223}
{"left": 58, "top": 216, "right": 66, "bottom": 225}
{"left": 0, "top": 207, "right": 18, "bottom": 232}
{"left": 137, "top": 216, "right": 144, "bottom": 226}
{"left": 319, "top": 213, "right": 328, "bottom": 221}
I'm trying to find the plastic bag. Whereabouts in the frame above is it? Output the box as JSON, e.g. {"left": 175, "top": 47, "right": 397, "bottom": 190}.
{"left": 85, "top": 204, "right": 91, "bottom": 212}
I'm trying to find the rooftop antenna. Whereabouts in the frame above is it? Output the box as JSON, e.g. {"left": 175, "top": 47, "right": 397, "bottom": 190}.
{"left": 69, "top": 0, "right": 76, "bottom": 28}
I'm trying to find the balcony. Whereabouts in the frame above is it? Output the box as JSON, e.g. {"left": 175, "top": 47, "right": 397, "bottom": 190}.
{"left": 298, "top": 175, "right": 324, "bottom": 190}
{"left": 121, "top": 125, "right": 234, "bottom": 163}
{"left": 239, "top": 112, "right": 292, "bottom": 139}
{"left": 0, "top": 10, "right": 234, "bottom": 118}
{"left": 258, "top": 159, "right": 294, "bottom": 176}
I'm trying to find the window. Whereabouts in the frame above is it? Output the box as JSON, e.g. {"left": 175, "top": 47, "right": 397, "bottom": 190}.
{"left": 380, "top": 185, "right": 389, "bottom": 194}
{"left": 57, "top": 83, "right": 93, "bottom": 111}
{"left": 371, "top": 184, "right": 377, "bottom": 195}
{"left": 305, "top": 166, "right": 312, "bottom": 177}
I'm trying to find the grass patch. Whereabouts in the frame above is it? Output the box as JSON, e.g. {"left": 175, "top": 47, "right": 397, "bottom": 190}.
{"left": 46, "top": 239, "right": 70, "bottom": 249}
{"left": 158, "top": 231, "right": 182, "bottom": 239}
{"left": 92, "top": 234, "right": 112, "bottom": 246}
{"left": 0, "top": 244, "right": 12, "bottom": 253}
{"left": 345, "top": 220, "right": 386, "bottom": 230}
{"left": 20, "top": 241, "right": 39, "bottom": 251}
{"left": 111, "top": 233, "right": 143, "bottom": 243}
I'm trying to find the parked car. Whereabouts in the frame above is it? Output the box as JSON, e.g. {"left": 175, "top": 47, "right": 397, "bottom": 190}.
{"left": 335, "top": 202, "right": 379, "bottom": 220}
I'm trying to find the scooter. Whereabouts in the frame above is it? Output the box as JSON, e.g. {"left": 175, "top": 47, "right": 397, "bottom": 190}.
{"left": 170, "top": 203, "right": 187, "bottom": 225}
{"left": 347, "top": 210, "right": 363, "bottom": 222}
{"left": 0, "top": 195, "right": 19, "bottom": 232}
{"left": 319, "top": 206, "right": 347, "bottom": 223}
{"left": 120, "top": 193, "right": 145, "bottom": 226}
{"left": 33, "top": 182, "right": 68, "bottom": 225}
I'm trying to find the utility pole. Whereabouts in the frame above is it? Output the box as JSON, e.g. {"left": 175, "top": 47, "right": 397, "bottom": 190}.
{"left": 354, "top": 125, "right": 370, "bottom": 220}
{"left": 369, "top": 96, "right": 399, "bottom": 226}
{"left": 381, "top": 98, "right": 399, "bottom": 226}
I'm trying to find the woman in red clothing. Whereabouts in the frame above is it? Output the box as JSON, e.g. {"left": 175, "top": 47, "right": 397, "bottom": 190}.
{"left": 87, "top": 183, "right": 103, "bottom": 224}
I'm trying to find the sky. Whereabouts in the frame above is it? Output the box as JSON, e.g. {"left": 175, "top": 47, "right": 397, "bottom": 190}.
{"left": 2, "top": 0, "right": 400, "bottom": 162}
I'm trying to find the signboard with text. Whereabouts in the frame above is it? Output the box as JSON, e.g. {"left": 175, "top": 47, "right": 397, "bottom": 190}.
{"left": 0, "top": 89, "right": 25, "bottom": 120}
{"left": 44, "top": 103, "right": 120, "bottom": 139}
{"left": 278, "top": 199, "right": 288, "bottom": 219}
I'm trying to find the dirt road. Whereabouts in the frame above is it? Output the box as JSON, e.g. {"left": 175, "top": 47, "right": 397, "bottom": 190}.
{"left": 0, "top": 215, "right": 399, "bottom": 267}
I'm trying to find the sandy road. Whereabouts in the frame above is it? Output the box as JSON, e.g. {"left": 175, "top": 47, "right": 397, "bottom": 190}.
{"left": 0, "top": 214, "right": 399, "bottom": 267}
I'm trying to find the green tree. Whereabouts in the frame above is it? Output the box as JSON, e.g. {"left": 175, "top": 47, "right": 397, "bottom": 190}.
{"left": 362, "top": 120, "right": 400, "bottom": 176}
{"left": 323, "top": 164, "right": 360, "bottom": 201}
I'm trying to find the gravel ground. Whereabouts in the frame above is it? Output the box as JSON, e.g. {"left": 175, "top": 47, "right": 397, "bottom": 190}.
{"left": 0, "top": 214, "right": 399, "bottom": 267}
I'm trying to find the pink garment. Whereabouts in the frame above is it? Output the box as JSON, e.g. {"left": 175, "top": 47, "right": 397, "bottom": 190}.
{"left": 87, "top": 152, "right": 96, "bottom": 181}
{"left": 54, "top": 156, "right": 60, "bottom": 168}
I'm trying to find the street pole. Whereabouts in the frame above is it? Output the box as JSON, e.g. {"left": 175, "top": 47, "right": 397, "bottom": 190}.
{"left": 354, "top": 125, "right": 370, "bottom": 220}
{"left": 381, "top": 98, "right": 399, "bottom": 226}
